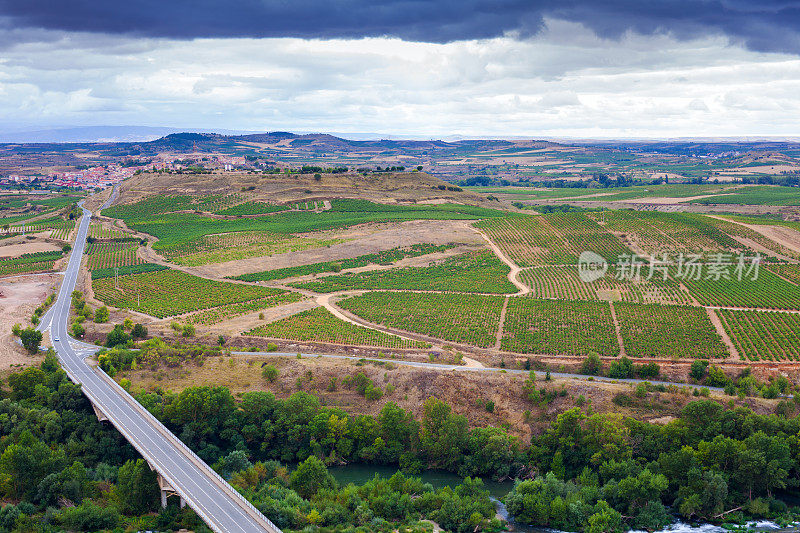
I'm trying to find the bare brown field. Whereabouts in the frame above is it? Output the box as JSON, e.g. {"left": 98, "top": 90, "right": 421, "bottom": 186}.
{"left": 0, "top": 240, "right": 62, "bottom": 258}
{"left": 0, "top": 273, "right": 58, "bottom": 370}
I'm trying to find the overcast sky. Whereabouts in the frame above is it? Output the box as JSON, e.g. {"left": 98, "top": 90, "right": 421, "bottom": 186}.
{"left": 1, "top": 1, "right": 800, "bottom": 138}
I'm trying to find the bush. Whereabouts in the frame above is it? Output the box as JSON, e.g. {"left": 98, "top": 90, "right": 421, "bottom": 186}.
{"left": 94, "top": 306, "right": 110, "bottom": 323}
{"left": 581, "top": 352, "right": 602, "bottom": 375}
{"left": 485, "top": 400, "right": 495, "bottom": 413}
{"left": 182, "top": 324, "right": 195, "bottom": 337}
{"left": 607, "top": 356, "right": 633, "bottom": 379}
{"left": 266, "top": 342, "right": 278, "bottom": 352}
{"left": 690, "top": 359, "right": 709, "bottom": 381}
{"left": 131, "top": 323, "right": 148, "bottom": 339}
{"left": 262, "top": 365, "right": 278, "bottom": 382}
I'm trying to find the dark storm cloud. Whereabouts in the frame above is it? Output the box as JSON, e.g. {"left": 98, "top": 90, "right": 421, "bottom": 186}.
{"left": 1, "top": 1, "right": 800, "bottom": 53}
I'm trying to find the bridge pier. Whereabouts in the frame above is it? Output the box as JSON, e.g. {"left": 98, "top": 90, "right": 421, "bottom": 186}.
{"left": 90, "top": 402, "right": 108, "bottom": 422}
{"left": 157, "top": 473, "right": 179, "bottom": 508}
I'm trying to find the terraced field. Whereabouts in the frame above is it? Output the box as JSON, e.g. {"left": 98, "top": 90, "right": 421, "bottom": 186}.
{"left": 717, "top": 309, "right": 800, "bottom": 361}
{"left": 292, "top": 250, "right": 516, "bottom": 294}
{"left": 615, "top": 302, "right": 728, "bottom": 359}
{"left": 92, "top": 269, "right": 283, "bottom": 318}
{"left": 339, "top": 292, "right": 505, "bottom": 347}
{"left": 246, "top": 306, "right": 429, "bottom": 348}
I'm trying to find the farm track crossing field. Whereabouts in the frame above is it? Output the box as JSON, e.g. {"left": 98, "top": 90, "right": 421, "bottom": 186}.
{"left": 338, "top": 292, "right": 505, "bottom": 348}
{"left": 475, "top": 213, "right": 630, "bottom": 266}
{"left": 680, "top": 268, "right": 800, "bottom": 310}
{"left": 615, "top": 302, "right": 728, "bottom": 359}
{"left": 0, "top": 250, "right": 62, "bottom": 276}
{"left": 245, "top": 306, "right": 429, "bottom": 348}
{"left": 291, "top": 250, "right": 516, "bottom": 294}
{"left": 92, "top": 269, "right": 284, "bottom": 318}
{"left": 186, "top": 292, "right": 304, "bottom": 325}
{"left": 500, "top": 298, "right": 619, "bottom": 357}
{"left": 706, "top": 217, "right": 799, "bottom": 260}
{"left": 85, "top": 242, "right": 142, "bottom": 270}
{"left": 163, "top": 231, "right": 345, "bottom": 266}
{"left": 233, "top": 243, "right": 455, "bottom": 282}
{"left": 717, "top": 309, "right": 800, "bottom": 361}
{"left": 519, "top": 266, "right": 693, "bottom": 305}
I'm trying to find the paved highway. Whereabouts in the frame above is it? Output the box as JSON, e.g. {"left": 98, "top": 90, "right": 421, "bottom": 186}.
{"left": 40, "top": 202, "right": 281, "bottom": 533}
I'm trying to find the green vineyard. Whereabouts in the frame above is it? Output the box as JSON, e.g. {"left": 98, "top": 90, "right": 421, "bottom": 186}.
{"left": 501, "top": 298, "right": 619, "bottom": 357}
{"left": 615, "top": 302, "right": 728, "bottom": 359}
{"left": 339, "top": 292, "right": 505, "bottom": 347}
{"left": 246, "top": 306, "right": 428, "bottom": 348}
{"left": 0, "top": 250, "right": 63, "bottom": 276}
{"left": 92, "top": 269, "right": 283, "bottom": 318}
{"left": 85, "top": 242, "right": 142, "bottom": 270}
{"left": 292, "top": 250, "right": 516, "bottom": 294}
{"left": 519, "top": 266, "right": 693, "bottom": 305}
{"left": 718, "top": 309, "right": 800, "bottom": 361}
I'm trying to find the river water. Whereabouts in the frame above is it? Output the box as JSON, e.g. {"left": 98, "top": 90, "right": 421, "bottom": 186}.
{"left": 326, "top": 465, "right": 798, "bottom": 533}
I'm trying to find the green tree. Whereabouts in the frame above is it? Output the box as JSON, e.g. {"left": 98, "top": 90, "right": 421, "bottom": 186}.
{"left": 20, "top": 327, "right": 42, "bottom": 354}
{"left": 105, "top": 325, "right": 131, "bottom": 347}
{"left": 115, "top": 459, "right": 159, "bottom": 515}
{"left": 131, "top": 323, "right": 148, "bottom": 339}
{"left": 289, "top": 456, "right": 336, "bottom": 499}
{"left": 8, "top": 367, "right": 46, "bottom": 400}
